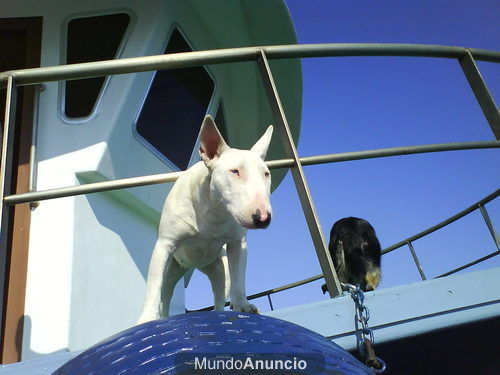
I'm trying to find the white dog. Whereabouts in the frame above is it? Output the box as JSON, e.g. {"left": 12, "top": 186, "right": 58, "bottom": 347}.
{"left": 138, "top": 115, "right": 273, "bottom": 324}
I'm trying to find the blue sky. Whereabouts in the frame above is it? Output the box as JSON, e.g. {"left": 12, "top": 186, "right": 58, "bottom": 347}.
{"left": 186, "top": 0, "right": 499, "bottom": 312}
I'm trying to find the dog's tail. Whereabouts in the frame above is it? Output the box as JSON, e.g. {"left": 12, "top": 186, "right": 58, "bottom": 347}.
{"left": 365, "top": 264, "right": 381, "bottom": 291}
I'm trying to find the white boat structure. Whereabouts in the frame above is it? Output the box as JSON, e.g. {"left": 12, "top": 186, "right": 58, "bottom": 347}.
{"left": 1, "top": 0, "right": 499, "bottom": 374}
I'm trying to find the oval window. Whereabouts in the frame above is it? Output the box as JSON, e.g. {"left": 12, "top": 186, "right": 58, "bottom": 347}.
{"left": 64, "top": 13, "right": 130, "bottom": 119}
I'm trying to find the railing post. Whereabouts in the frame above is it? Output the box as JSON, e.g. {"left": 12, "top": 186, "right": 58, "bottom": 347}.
{"left": 0, "top": 76, "right": 18, "bottom": 349}
{"left": 257, "top": 49, "right": 342, "bottom": 297}
{"left": 28, "top": 84, "right": 45, "bottom": 211}
{"left": 407, "top": 241, "right": 427, "bottom": 280}
{"left": 478, "top": 204, "right": 499, "bottom": 250}
{"left": 459, "top": 50, "right": 500, "bottom": 140}
{"left": 267, "top": 294, "right": 274, "bottom": 311}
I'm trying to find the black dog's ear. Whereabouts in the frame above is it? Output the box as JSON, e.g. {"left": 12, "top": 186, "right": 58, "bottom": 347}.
{"left": 321, "top": 283, "right": 328, "bottom": 294}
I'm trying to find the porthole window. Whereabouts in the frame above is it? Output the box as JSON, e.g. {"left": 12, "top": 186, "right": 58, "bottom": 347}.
{"left": 64, "top": 13, "right": 130, "bottom": 119}
{"left": 136, "top": 29, "right": 215, "bottom": 170}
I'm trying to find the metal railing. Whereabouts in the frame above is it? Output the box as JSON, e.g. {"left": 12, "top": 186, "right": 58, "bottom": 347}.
{"left": 1, "top": 43, "right": 499, "bottom": 321}
{"left": 201, "top": 190, "right": 497, "bottom": 312}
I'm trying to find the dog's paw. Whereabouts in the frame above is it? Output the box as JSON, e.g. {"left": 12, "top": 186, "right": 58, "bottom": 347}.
{"left": 231, "top": 303, "right": 259, "bottom": 314}
{"left": 137, "top": 312, "right": 160, "bottom": 325}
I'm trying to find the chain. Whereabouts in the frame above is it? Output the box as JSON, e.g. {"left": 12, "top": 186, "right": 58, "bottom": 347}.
{"left": 342, "top": 283, "right": 386, "bottom": 374}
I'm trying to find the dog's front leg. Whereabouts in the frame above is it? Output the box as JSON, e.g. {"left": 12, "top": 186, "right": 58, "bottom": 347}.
{"left": 226, "top": 236, "right": 259, "bottom": 314}
{"left": 138, "top": 238, "right": 175, "bottom": 324}
{"left": 199, "top": 255, "right": 228, "bottom": 311}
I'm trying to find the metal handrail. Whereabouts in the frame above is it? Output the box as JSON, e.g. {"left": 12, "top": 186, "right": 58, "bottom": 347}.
{"left": 193, "top": 274, "right": 324, "bottom": 312}
{"left": 1, "top": 43, "right": 499, "bottom": 315}
{"left": 194, "top": 191, "right": 499, "bottom": 311}
{"left": 436, "top": 250, "right": 500, "bottom": 278}
{"left": 4, "top": 141, "right": 499, "bottom": 205}
{"left": 1, "top": 43, "right": 500, "bottom": 87}
{"left": 381, "top": 189, "right": 499, "bottom": 254}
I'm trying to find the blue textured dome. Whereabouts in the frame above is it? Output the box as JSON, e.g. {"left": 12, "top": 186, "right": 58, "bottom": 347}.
{"left": 53, "top": 311, "right": 373, "bottom": 375}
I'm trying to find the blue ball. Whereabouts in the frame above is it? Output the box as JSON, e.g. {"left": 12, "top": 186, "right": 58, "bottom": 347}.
{"left": 53, "top": 311, "right": 373, "bottom": 374}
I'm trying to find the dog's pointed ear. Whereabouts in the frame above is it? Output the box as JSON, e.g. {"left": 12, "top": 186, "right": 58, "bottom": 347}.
{"left": 251, "top": 125, "right": 273, "bottom": 160}
{"left": 199, "top": 115, "right": 229, "bottom": 166}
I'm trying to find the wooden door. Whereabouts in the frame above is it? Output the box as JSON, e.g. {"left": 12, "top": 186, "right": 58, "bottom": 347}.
{"left": 0, "top": 17, "right": 42, "bottom": 364}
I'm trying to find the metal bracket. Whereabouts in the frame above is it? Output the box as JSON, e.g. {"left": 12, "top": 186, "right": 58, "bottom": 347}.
{"left": 407, "top": 241, "right": 427, "bottom": 280}
{"left": 257, "top": 49, "right": 342, "bottom": 297}
{"left": 459, "top": 50, "right": 500, "bottom": 140}
{"left": 0, "top": 76, "right": 18, "bottom": 348}
{"left": 478, "top": 204, "right": 499, "bottom": 250}
{"left": 29, "top": 84, "right": 45, "bottom": 211}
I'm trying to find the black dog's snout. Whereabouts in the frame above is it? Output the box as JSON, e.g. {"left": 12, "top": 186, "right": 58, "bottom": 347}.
{"left": 252, "top": 210, "right": 271, "bottom": 229}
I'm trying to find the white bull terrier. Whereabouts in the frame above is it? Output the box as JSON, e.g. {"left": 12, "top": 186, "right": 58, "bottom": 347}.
{"left": 138, "top": 115, "right": 273, "bottom": 324}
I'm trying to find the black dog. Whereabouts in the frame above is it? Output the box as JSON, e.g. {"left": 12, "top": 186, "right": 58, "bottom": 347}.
{"left": 322, "top": 217, "right": 381, "bottom": 293}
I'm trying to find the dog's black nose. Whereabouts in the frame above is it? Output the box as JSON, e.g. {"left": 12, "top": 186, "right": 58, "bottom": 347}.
{"left": 252, "top": 210, "right": 271, "bottom": 229}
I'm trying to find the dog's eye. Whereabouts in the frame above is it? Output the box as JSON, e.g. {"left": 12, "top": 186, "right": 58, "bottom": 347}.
{"left": 264, "top": 171, "right": 270, "bottom": 177}
{"left": 230, "top": 169, "right": 240, "bottom": 177}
